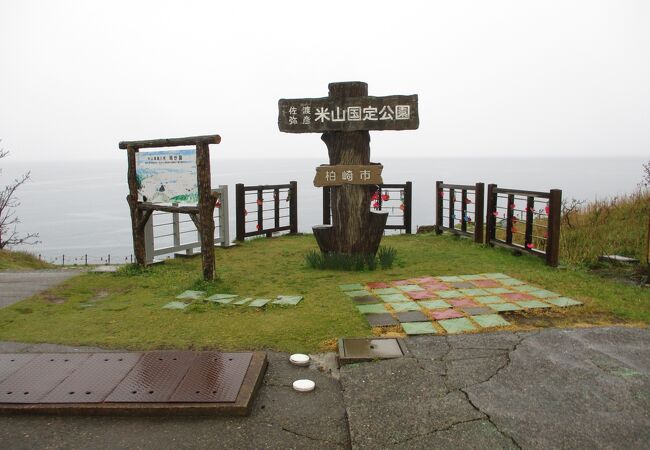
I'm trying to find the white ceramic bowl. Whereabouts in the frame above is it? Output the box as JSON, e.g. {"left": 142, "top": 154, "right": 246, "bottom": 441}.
{"left": 289, "top": 353, "right": 310, "bottom": 366}
{"left": 292, "top": 379, "right": 315, "bottom": 392}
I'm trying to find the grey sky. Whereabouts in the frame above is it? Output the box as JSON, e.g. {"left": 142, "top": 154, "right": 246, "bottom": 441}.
{"left": 1, "top": 0, "right": 648, "bottom": 161}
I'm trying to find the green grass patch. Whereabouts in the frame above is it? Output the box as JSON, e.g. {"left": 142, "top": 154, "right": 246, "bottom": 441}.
{"left": 0, "top": 249, "right": 52, "bottom": 271}
{"left": 0, "top": 233, "right": 648, "bottom": 352}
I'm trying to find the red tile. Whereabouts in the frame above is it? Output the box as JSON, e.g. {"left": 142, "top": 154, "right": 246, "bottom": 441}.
{"left": 407, "top": 291, "right": 436, "bottom": 300}
{"left": 422, "top": 283, "right": 450, "bottom": 291}
{"left": 430, "top": 309, "right": 464, "bottom": 320}
{"left": 449, "top": 298, "right": 480, "bottom": 307}
{"left": 471, "top": 279, "right": 502, "bottom": 288}
{"left": 501, "top": 292, "right": 535, "bottom": 301}
{"left": 409, "top": 276, "right": 437, "bottom": 284}
{"left": 392, "top": 280, "right": 412, "bottom": 286}
{"left": 367, "top": 282, "right": 391, "bottom": 289}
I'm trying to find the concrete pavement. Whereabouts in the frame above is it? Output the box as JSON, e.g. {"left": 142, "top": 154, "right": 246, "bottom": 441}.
{"left": 0, "top": 269, "right": 82, "bottom": 308}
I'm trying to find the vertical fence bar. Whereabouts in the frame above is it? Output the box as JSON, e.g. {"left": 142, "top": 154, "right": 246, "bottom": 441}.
{"left": 257, "top": 188, "right": 265, "bottom": 237}
{"left": 506, "top": 194, "right": 515, "bottom": 244}
{"left": 323, "top": 186, "right": 331, "bottom": 225}
{"left": 289, "top": 181, "right": 298, "bottom": 234}
{"left": 172, "top": 203, "right": 180, "bottom": 248}
{"left": 235, "top": 183, "right": 245, "bottom": 241}
{"left": 62, "top": 255, "right": 65, "bottom": 266}
{"left": 144, "top": 213, "right": 154, "bottom": 264}
{"left": 449, "top": 188, "right": 455, "bottom": 231}
{"left": 474, "top": 183, "right": 485, "bottom": 244}
{"left": 435, "top": 181, "right": 443, "bottom": 234}
{"left": 461, "top": 189, "right": 468, "bottom": 233}
{"left": 404, "top": 181, "right": 412, "bottom": 234}
{"left": 546, "top": 189, "right": 562, "bottom": 267}
{"left": 486, "top": 184, "right": 497, "bottom": 242}
{"left": 274, "top": 187, "right": 280, "bottom": 231}
{"left": 218, "top": 185, "right": 230, "bottom": 246}
{"left": 525, "top": 196, "right": 535, "bottom": 249}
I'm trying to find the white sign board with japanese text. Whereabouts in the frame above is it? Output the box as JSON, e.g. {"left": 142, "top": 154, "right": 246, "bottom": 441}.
{"left": 135, "top": 149, "right": 198, "bottom": 204}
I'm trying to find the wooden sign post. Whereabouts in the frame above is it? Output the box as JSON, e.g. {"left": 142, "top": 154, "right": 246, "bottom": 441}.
{"left": 279, "top": 82, "right": 418, "bottom": 256}
{"left": 119, "top": 134, "right": 221, "bottom": 281}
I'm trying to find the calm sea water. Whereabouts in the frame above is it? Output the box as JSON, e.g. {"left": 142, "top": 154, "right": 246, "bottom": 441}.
{"left": 3, "top": 157, "right": 646, "bottom": 263}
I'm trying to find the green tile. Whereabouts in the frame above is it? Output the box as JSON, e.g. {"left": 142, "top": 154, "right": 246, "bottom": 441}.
{"left": 529, "top": 290, "right": 561, "bottom": 299}
{"left": 176, "top": 290, "right": 205, "bottom": 300}
{"left": 511, "top": 284, "right": 538, "bottom": 292}
{"left": 401, "top": 322, "right": 437, "bottom": 335}
{"left": 389, "top": 302, "right": 421, "bottom": 312}
{"left": 437, "top": 290, "right": 465, "bottom": 299}
{"left": 339, "top": 283, "right": 365, "bottom": 291}
{"left": 472, "top": 314, "right": 510, "bottom": 328}
{"left": 516, "top": 300, "right": 551, "bottom": 309}
{"left": 438, "top": 276, "right": 464, "bottom": 282}
{"left": 474, "top": 296, "right": 504, "bottom": 304}
{"left": 490, "top": 302, "right": 522, "bottom": 312}
{"left": 439, "top": 318, "right": 477, "bottom": 334}
{"left": 206, "top": 293, "right": 238, "bottom": 303}
{"left": 379, "top": 293, "right": 409, "bottom": 302}
{"left": 484, "top": 287, "right": 513, "bottom": 294}
{"left": 374, "top": 287, "right": 401, "bottom": 295}
{"left": 345, "top": 290, "right": 371, "bottom": 297}
{"left": 163, "top": 301, "right": 188, "bottom": 310}
{"left": 499, "top": 278, "right": 525, "bottom": 286}
{"left": 272, "top": 295, "right": 303, "bottom": 305}
{"left": 459, "top": 288, "right": 489, "bottom": 296}
{"left": 480, "top": 273, "right": 509, "bottom": 279}
{"left": 233, "top": 297, "right": 252, "bottom": 305}
{"left": 248, "top": 298, "right": 270, "bottom": 308}
{"left": 545, "top": 297, "right": 582, "bottom": 307}
{"left": 357, "top": 304, "right": 387, "bottom": 314}
{"left": 419, "top": 300, "right": 452, "bottom": 309}
{"left": 459, "top": 274, "right": 486, "bottom": 280}
{"left": 397, "top": 284, "right": 425, "bottom": 292}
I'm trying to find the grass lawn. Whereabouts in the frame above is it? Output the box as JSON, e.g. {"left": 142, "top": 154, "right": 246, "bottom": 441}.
{"left": 0, "top": 249, "right": 52, "bottom": 271}
{"left": 0, "top": 233, "right": 648, "bottom": 353}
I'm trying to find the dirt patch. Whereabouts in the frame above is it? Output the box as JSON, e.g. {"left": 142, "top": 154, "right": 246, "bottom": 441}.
{"left": 42, "top": 293, "right": 66, "bottom": 304}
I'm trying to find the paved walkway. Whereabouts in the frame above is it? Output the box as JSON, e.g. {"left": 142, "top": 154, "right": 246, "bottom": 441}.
{"left": 0, "top": 326, "right": 648, "bottom": 449}
{"left": 0, "top": 269, "right": 82, "bottom": 308}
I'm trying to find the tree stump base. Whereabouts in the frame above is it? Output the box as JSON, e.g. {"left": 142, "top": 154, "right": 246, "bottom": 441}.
{"left": 313, "top": 211, "right": 388, "bottom": 256}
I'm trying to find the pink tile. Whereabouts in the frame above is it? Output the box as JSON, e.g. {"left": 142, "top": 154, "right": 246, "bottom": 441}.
{"left": 449, "top": 298, "right": 480, "bottom": 307}
{"left": 501, "top": 292, "right": 534, "bottom": 301}
{"left": 367, "top": 282, "right": 391, "bottom": 289}
{"left": 430, "top": 309, "right": 464, "bottom": 320}
{"left": 422, "top": 283, "right": 450, "bottom": 291}
{"left": 407, "top": 291, "right": 436, "bottom": 300}
{"left": 392, "top": 280, "right": 412, "bottom": 286}
{"left": 409, "top": 276, "right": 437, "bottom": 284}
{"left": 471, "top": 279, "right": 502, "bottom": 288}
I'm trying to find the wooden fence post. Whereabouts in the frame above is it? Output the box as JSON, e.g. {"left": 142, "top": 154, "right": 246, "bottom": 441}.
{"left": 235, "top": 183, "right": 245, "bottom": 242}
{"left": 196, "top": 142, "right": 215, "bottom": 281}
{"left": 404, "top": 181, "right": 412, "bottom": 234}
{"left": 546, "top": 189, "right": 562, "bottom": 267}
{"left": 435, "top": 181, "right": 443, "bottom": 234}
{"left": 474, "top": 182, "right": 485, "bottom": 244}
{"left": 289, "top": 181, "right": 298, "bottom": 234}
{"left": 486, "top": 184, "right": 497, "bottom": 243}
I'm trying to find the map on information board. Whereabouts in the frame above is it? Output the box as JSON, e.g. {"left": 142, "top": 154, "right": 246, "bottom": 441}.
{"left": 135, "top": 149, "right": 197, "bottom": 204}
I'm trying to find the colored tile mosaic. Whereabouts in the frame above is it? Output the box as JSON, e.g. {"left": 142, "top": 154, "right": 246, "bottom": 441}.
{"left": 409, "top": 276, "right": 438, "bottom": 284}
{"left": 437, "top": 276, "right": 464, "bottom": 282}
{"left": 389, "top": 302, "right": 421, "bottom": 312}
{"left": 397, "top": 284, "right": 425, "bottom": 292}
{"left": 366, "top": 282, "right": 391, "bottom": 289}
{"left": 544, "top": 297, "right": 583, "bottom": 307}
{"left": 512, "top": 284, "right": 538, "bottom": 292}
{"left": 357, "top": 304, "right": 387, "bottom": 314}
{"left": 422, "top": 283, "right": 450, "bottom": 291}
{"left": 449, "top": 298, "right": 480, "bottom": 307}
{"left": 450, "top": 282, "right": 476, "bottom": 289}
{"left": 379, "top": 293, "right": 409, "bottom": 303}
{"left": 430, "top": 309, "right": 464, "bottom": 320}
{"left": 439, "top": 318, "right": 476, "bottom": 334}
{"left": 480, "top": 273, "right": 509, "bottom": 279}
{"left": 365, "top": 313, "right": 398, "bottom": 327}
{"left": 437, "top": 290, "right": 466, "bottom": 299}
{"left": 352, "top": 295, "right": 382, "bottom": 305}
{"left": 499, "top": 278, "right": 525, "bottom": 286}
{"left": 176, "top": 290, "right": 205, "bottom": 300}
{"left": 529, "top": 290, "right": 561, "bottom": 299}
{"left": 339, "top": 284, "right": 365, "bottom": 291}
{"left": 401, "top": 322, "right": 437, "bottom": 335}
{"left": 501, "top": 292, "right": 535, "bottom": 301}
{"left": 471, "top": 279, "right": 502, "bottom": 288}
{"left": 391, "top": 280, "right": 412, "bottom": 286}
{"left": 345, "top": 290, "right": 372, "bottom": 297}
{"left": 472, "top": 314, "right": 510, "bottom": 328}
{"left": 419, "top": 300, "right": 452, "bottom": 309}
{"left": 460, "top": 306, "right": 494, "bottom": 316}
{"left": 374, "top": 287, "right": 401, "bottom": 295}
{"left": 484, "top": 287, "right": 513, "bottom": 294}
{"left": 474, "top": 296, "right": 504, "bottom": 304}
{"left": 396, "top": 311, "right": 430, "bottom": 323}
{"left": 406, "top": 291, "right": 436, "bottom": 300}
{"left": 458, "top": 274, "right": 486, "bottom": 280}
{"left": 489, "top": 302, "right": 523, "bottom": 312}
{"left": 515, "top": 300, "right": 551, "bottom": 309}
{"left": 459, "top": 288, "right": 490, "bottom": 297}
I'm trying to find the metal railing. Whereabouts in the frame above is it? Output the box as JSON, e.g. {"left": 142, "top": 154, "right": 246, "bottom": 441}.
{"left": 235, "top": 182, "right": 298, "bottom": 241}
{"left": 435, "top": 181, "right": 485, "bottom": 243}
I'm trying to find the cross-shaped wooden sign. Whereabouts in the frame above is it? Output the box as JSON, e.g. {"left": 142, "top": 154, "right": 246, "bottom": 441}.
{"left": 278, "top": 81, "right": 419, "bottom": 256}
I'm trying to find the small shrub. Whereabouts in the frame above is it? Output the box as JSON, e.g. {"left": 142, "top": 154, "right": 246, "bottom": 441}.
{"left": 377, "top": 246, "right": 397, "bottom": 269}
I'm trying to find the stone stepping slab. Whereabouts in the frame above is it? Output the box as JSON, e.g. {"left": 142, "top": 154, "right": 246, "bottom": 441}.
{"left": 459, "top": 306, "right": 495, "bottom": 316}
{"left": 516, "top": 300, "right": 552, "bottom": 309}
{"left": 406, "top": 291, "right": 437, "bottom": 300}
{"left": 272, "top": 295, "right": 303, "bottom": 306}
{"left": 490, "top": 302, "right": 522, "bottom": 312}
{"left": 379, "top": 293, "right": 409, "bottom": 303}
{"left": 248, "top": 299, "right": 270, "bottom": 308}
{"left": 545, "top": 297, "right": 582, "bottom": 307}
{"left": 163, "top": 301, "right": 189, "bottom": 310}
{"left": 418, "top": 300, "right": 452, "bottom": 310}
{"left": 374, "top": 287, "right": 401, "bottom": 295}
{"left": 388, "top": 302, "right": 421, "bottom": 312}
{"left": 430, "top": 309, "right": 464, "bottom": 320}
{"left": 176, "top": 290, "right": 205, "bottom": 300}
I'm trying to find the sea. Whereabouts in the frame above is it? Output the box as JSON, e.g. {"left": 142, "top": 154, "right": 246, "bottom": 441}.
{"left": 2, "top": 157, "right": 646, "bottom": 264}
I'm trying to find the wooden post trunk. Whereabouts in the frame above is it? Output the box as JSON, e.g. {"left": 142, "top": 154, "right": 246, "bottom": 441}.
{"left": 313, "top": 82, "right": 388, "bottom": 255}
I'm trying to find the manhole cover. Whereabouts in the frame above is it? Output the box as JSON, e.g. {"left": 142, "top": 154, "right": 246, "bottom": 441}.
{"left": 338, "top": 338, "right": 406, "bottom": 365}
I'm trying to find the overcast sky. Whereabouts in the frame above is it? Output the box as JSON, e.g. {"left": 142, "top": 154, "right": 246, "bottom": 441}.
{"left": 1, "top": 0, "right": 648, "bottom": 161}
